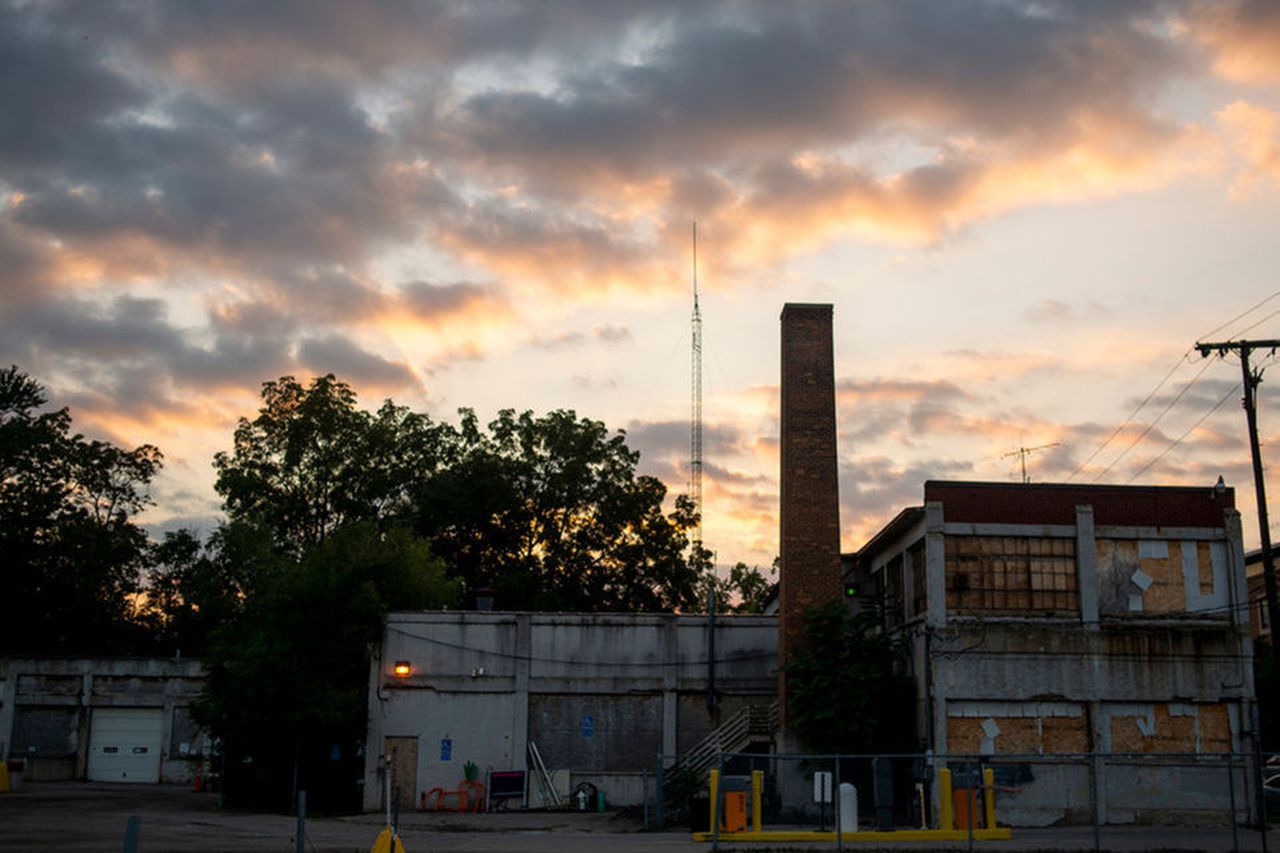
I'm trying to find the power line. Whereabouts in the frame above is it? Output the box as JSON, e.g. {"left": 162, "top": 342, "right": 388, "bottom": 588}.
{"left": 1068, "top": 354, "right": 1191, "bottom": 482}
{"left": 387, "top": 623, "right": 776, "bottom": 668}
{"left": 1068, "top": 290, "right": 1280, "bottom": 482}
{"left": 1090, "top": 356, "right": 1215, "bottom": 481}
{"left": 1199, "top": 290, "right": 1280, "bottom": 341}
{"left": 1232, "top": 307, "right": 1280, "bottom": 340}
{"left": 1125, "top": 381, "right": 1241, "bottom": 483}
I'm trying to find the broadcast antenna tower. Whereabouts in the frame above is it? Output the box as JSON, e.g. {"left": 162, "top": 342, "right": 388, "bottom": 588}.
{"left": 690, "top": 222, "right": 703, "bottom": 548}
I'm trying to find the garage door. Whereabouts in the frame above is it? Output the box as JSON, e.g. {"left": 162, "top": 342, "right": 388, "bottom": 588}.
{"left": 87, "top": 708, "right": 164, "bottom": 783}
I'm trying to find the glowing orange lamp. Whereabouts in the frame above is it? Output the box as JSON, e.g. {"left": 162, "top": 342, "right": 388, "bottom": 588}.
{"left": 393, "top": 660, "right": 412, "bottom": 678}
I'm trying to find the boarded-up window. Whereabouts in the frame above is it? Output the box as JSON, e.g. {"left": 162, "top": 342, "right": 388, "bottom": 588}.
{"left": 946, "top": 702, "right": 1086, "bottom": 755}
{"left": 1102, "top": 703, "right": 1236, "bottom": 754}
{"left": 945, "top": 536, "right": 1078, "bottom": 613}
{"left": 1097, "top": 540, "right": 1189, "bottom": 614}
{"left": 908, "top": 540, "right": 927, "bottom": 618}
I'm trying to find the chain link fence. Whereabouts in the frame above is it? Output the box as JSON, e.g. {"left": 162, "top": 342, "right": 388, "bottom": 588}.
{"left": 648, "top": 749, "right": 1275, "bottom": 850}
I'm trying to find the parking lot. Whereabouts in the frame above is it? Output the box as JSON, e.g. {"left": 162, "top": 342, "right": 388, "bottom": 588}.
{"left": 2, "top": 782, "right": 1280, "bottom": 852}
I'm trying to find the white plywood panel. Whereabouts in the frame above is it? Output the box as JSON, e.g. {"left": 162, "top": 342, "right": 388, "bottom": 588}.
{"left": 87, "top": 707, "right": 163, "bottom": 783}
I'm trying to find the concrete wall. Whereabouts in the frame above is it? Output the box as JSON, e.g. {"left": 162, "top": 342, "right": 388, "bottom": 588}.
{"left": 364, "top": 611, "right": 777, "bottom": 811}
{"left": 0, "top": 658, "right": 207, "bottom": 785}
{"left": 849, "top": 485, "right": 1256, "bottom": 826}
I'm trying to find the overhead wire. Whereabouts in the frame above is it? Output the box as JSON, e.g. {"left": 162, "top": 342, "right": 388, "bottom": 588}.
{"left": 1066, "top": 354, "right": 1189, "bottom": 482}
{"left": 1125, "top": 380, "right": 1241, "bottom": 483}
{"left": 387, "top": 623, "right": 777, "bottom": 667}
{"left": 1197, "top": 290, "right": 1280, "bottom": 342}
{"left": 1068, "top": 290, "right": 1280, "bottom": 482}
{"left": 1090, "top": 355, "right": 1216, "bottom": 481}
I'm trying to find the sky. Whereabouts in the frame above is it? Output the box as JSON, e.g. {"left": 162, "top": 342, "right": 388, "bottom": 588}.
{"left": 4, "top": 0, "right": 1280, "bottom": 572}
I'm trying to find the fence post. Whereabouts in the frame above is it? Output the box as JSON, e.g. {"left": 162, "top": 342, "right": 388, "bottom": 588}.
{"left": 967, "top": 759, "right": 975, "bottom": 853}
{"left": 655, "top": 755, "right": 664, "bottom": 829}
{"left": 711, "top": 759, "right": 722, "bottom": 851}
{"left": 296, "top": 789, "right": 306, "bottom": 853}
{"left": 752, "top": 769, "right": 763, "bottom": 834}
{"left": 1089, "top": 753, "right": 1102, "bottom": 853}
{"left": 938, "top": 767, "right": 954, "bottom": 831}
{"left": 1229, "top": 751, "right": 1241, "bottom": 853}
{"left": 835, "top": 756, "right": 843, "bottom": 852}
{"left": 983, "top": 766, "right": 996, "bottom": 830}
{"left": 121, "top": 815, "right": 141, "bottom": 853}
{"left": 1252, "top": 704, "right": 1270, "bottom": 853}
{"left": 642, "top": 768, "right": 649, "bottom": 830}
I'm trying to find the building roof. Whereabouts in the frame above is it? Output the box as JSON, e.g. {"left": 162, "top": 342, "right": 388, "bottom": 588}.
{"left": 923, "top": 480, "right": 1234, "bottom": 527}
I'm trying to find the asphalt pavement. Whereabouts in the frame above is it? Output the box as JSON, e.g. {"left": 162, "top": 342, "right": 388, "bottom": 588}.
{"left": 1, "top": 781, "right": 1278, "bottom": 852}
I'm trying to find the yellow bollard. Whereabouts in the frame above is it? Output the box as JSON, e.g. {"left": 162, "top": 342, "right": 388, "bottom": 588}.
{"left": 708, "top": 769, "right": 720, "bottom": 835}
{"left": 938, "top": 768, "right": 954, "bottom": 831}
{"left": 983, "top": 767, "right": 997, "bottom": 829}
{"left": 751, "top": 770, "right": 763, "bottom": 833}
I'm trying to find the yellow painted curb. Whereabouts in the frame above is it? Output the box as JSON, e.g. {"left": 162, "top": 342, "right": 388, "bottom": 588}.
{"left": 692, "top": 828, "right": 1013, "bottom": 842}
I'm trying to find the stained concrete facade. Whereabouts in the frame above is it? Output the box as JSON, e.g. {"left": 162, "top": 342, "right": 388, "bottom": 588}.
{"left": 847, "top": 481, "right": 1256, "bottom": 826}
{"left": 0, "top": 657, "right": 207, "bottom": 784}
{"left": 363, "top": 611, "right": 777, "bottom": 812}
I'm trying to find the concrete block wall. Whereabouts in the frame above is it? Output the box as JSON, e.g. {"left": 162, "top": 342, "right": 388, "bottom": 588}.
{"left": 0, "top": 657, "right": 207, "bottom": 784}
{"left": 365, "top": 611, "right": 777, "bottom": 811}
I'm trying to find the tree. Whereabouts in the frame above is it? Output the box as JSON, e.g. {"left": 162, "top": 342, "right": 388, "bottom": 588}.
{"left": 409, "top": 408, "right": 706, "bottom": 612}
{"left": 783, "top": 601, "right": 917, "bottom": 755}
{"left": 141, "top": 522, "right": 270, "bottom": 656}
{"left": 196, "top": 522, "right": 457, "bottom": 811}
{"left": 214, "top": 375, "right": 441, "bottom": 553}
{"left": 0, "top": 366, "right": 161, "bottom": 654}
{"left": 708, "top": 559, "right": 778, "bottom": 614}
{"left": 216, "top": 375, "right": 709, "bottom": 614}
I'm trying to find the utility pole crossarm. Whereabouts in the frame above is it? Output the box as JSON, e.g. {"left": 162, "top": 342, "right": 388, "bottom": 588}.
{"left": 1196, "top": 339, "right": 1280, "bottom": 357}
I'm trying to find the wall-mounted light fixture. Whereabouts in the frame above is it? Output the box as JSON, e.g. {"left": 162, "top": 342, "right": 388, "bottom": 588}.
{"left": 393, "top": 660, "right": 412, "bottom": 678}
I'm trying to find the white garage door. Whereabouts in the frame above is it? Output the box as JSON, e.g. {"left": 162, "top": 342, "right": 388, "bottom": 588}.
{"left": 87, "top": 708, "right": 164, "bottom": 783}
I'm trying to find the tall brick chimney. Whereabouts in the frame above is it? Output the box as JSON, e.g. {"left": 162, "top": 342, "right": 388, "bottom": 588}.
{"left": 778, "top": 304, "right": 842, "bottom": 726}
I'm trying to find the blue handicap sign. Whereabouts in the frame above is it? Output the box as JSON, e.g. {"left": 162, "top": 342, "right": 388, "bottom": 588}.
{"left": 582, "top": 715, "right": 595, "bottom": 737}
{"left": 440, "top": 738, "right": 452, "bottom": 761}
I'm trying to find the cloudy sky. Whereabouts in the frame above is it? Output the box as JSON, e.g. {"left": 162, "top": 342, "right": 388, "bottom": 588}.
{"left": 4, "top": 0, "right": 1280, "bottom": 570}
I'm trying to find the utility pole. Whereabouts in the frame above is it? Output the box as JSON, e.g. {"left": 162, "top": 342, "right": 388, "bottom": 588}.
{"left": 1195, "top": 338, "right": 1280, "bottom": 668}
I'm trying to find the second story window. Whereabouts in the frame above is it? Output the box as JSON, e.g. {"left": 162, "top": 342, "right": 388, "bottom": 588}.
{"left": 945, "top": 535, "right": 1079, "bottom": 614}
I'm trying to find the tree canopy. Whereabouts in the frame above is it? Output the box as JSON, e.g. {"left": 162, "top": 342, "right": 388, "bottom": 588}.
{"left": 214, "top": 375, "right": 709, "bottom": 612}
{"left": 195, "top": 521, "right": 457, "bottom": 811}
{"left": 0, "top": 366, "right": 161, "bottom": 654}
{"left": 783, "top": 601, "right": 917, "bottom": 755}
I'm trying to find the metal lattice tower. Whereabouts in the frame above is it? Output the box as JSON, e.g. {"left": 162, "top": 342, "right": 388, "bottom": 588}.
{"left": 690, "top": 222, "right": 703, "bottom": 547}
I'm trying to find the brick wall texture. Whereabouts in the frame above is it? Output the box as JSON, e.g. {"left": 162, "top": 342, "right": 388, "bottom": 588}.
{"left": 778, "top": 304, "right": 842, "bottom": 725}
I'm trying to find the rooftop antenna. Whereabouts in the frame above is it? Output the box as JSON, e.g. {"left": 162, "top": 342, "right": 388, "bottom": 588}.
{"left": 1003, "top": 442, "right": 1060, "bottom": 483}
{"left": 691, "top": 222, "right": 703, "bottom": 548}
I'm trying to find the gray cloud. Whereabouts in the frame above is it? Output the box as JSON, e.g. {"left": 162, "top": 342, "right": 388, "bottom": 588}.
{"left": 296, "top": 334, "right": 419, "bottom": 392}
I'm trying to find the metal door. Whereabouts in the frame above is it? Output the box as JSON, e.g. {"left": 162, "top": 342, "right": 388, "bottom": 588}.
{"left": 87, "top": 708, "right": 164, "bottom": 783}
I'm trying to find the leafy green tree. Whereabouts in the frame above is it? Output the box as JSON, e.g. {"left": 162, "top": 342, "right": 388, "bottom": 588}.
{"left": 141, "top": 523, "right": 271, "bottom": 656}
{"left": 708, "top": 559, "right": 778, "bottom": 614}
{"left": 410, "top": 408, "right": 706, "bottom": 612}
{"left": 214, "top": 375, "right": 441, "bottom": 553}
{"left": 0, "top": 366, "right": 161, "bottom": 654}
{"left": 217, "top": 376, "right": 708, "bottom": 613}
{"left": 783, "top": 601, "right": 917, "bottom": 755}
{"left": 196, "top": 522, "right": 457, "bottom": 811}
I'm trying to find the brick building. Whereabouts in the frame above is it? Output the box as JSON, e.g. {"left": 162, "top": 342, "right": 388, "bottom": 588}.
{"left": 846, "top": 480, "right": 1256, "bottom": 825}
